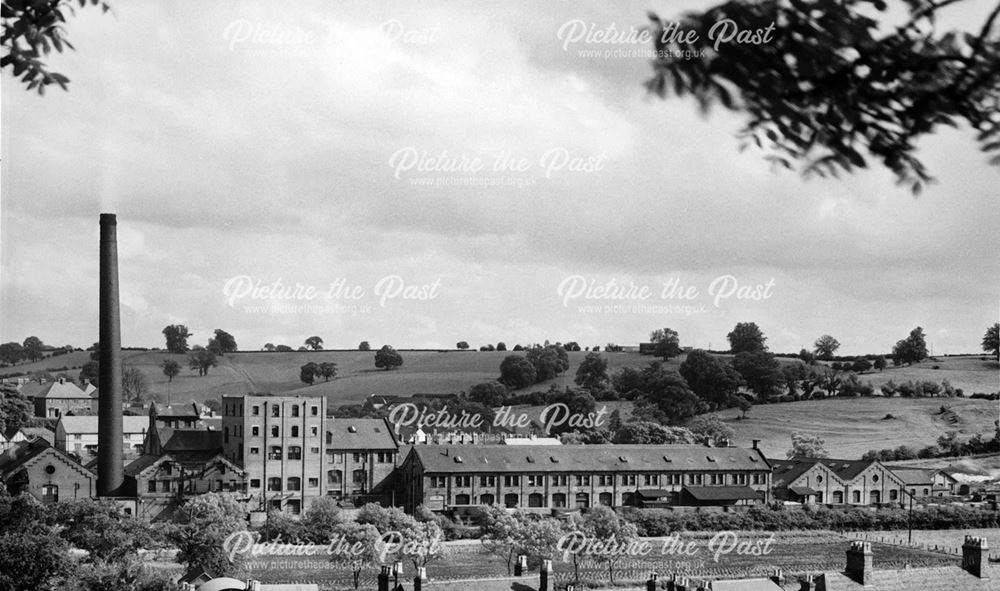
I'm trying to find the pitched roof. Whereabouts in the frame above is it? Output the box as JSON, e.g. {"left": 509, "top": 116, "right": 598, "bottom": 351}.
{"left": 150, "top": 402, "right": 200, "bottom": 418}
{"left": 711, "top": 579, "right": 783, "bottom": 591}
{"left": 772, "top": 457, "right": 883, "bottom": 484}
{"left": 0, "top": 439, "right": 94, "bottom": 480}
{"left": 769, "top": 458, "right": 825, "bottom": 485}
{"left": 818, "top": 458, "right": 879, "bottom": 481}
{"left": 124, "top": 454, "right": 162, "bottom": 477}
{"left": 19, "top": 427, "right": 55, "bottom": 445}
{"left": 409, "top": 444, "right": 770, "bottom": 474}
{"left": 789, "top": 485, "right": 820, "bottom": 496}
{"left": 156, "top": 427, "right": 223, "bottom": 454}
{"left": 818, "top": 566, "right": 1000, "bottom": 591}
{"left": 888, "top": 468, "right": 935, "bottom": 485}
{"left": 35, "top": 379, "right": 88, "bottom": 399}
{"left": 422, "top": 577, "right": 535, "bottom": 591}
{"left": 58, "top": 415, "right": 150, "bottom": 434}
{"left": 684, "top": 485, "right": 763, "bottom": 501}
{"left": 328, "top": 418, "right": 397, "bottom": 450}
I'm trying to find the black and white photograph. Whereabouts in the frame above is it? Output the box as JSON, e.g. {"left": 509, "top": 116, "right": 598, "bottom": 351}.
{"left": 1, "top": 0, "right": 999, "bottom": 590}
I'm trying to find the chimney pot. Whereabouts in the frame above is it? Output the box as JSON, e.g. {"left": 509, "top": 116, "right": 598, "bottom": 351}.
{"left": 963, "top": 535, "right": 990, "bottom": 579}
{"left": 539, "top": 559, "right": 552, "bottom": 591}
{"left": 846, "top": 541, "right": 874, "bottom": 585}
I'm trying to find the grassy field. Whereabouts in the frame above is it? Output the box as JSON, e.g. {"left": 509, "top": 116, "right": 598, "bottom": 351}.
{"left": 244, "top": 531, "right": 959, "bottom": 590}
{"left": 5, "top": 351, "right": 996, "bottom": 460}
{"left": 706, "top": 396, "right": 999, "bottom": 459}
{"left": 0, "top": 349, "right": 660, "bottom": 407}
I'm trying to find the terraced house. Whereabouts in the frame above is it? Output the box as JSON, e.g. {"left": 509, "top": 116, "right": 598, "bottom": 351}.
{"left": 399, "top": 443, "right": 772, "bottom": 513}
{"left": 770, "top": 457, "right": 908, "bottom": 505}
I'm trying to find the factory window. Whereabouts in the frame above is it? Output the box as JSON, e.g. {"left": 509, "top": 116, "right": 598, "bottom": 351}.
{"left": 287, "top": 477, "right": 301, "bottom": 491}
{"left": 252, "top": 406, "right": 260, "bottom": 416}
{"left": 291, "top": 405, "right": 300, "bottom": 417}
{"left": 291, "top": 426, "right": 299, "bottom": 437}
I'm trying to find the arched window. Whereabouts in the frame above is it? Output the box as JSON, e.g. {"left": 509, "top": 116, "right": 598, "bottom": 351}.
{"left": 504, "top": 493, "right": 519, "bottom": 508}
{"left": 832, "top": 490, "right": 844, "bottom": 504}
{"left": 575, "top": 493, "right": 589, "bottom": 509}
{"left": 328, "top": 470, "right": 342, "bottom": 485}
{"left": 869, "top": 490, "right": 881, "bottom": 504}
{"left": 455, "top": 493, "right": 471, "bottom": 505}
{"left": 479, "top": 493, "right": 495, "bottom": 505}
{"left": 552, "top": 493, "right": 567, "bottom": 508}
{"left": 528, "top": 493, "right": 544, "bottom": 507}
{"left": 598, "top": 492, "right": 613, "bottom": 506}
{"left": 352, "top": 469, "right": 366, "bottom": 484}
{"left": 287, "top": 477, "right": 301, "bottom": 491}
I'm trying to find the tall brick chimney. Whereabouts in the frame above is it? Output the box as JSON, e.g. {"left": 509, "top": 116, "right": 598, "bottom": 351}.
{"left": 97, "top": 213, "right": 124, "bottom": 496}
{"left": 963, "top": 536, "right": 990, "bottom": 579}
{"left": 845, "top": 541, "right": 873, "bottom": 585}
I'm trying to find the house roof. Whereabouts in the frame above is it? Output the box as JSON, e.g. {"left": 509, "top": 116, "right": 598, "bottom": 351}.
{"left": 500, "top": 437, "right": 562, "bottom": 445}
{"left": 817, "top": 458, "right": 879, "bottom": 481}
{"left": 328, "top": 418, "right": 397, "bottom": 450}
{"left": 711, "top": 578, "right": 783, "bottom": 591}
{"left": 771, "top": 457, "right": 887, "bottom": 485}
{"left": 19, "top": 427, "right": 55, "bottom": 445}
{"left": 637, "top": 489, "right": 674, "bottom": 498}
{"left": 789, "top": 485, "right": 820, "bottom": 496}
{"left": 0, "top": 439, "right": 94, "bottom": 480}
{"left": 150, "top": 402, "right": 200, "bottom": 419}
{"left": 34, "top": 379, "right": 89, "bottom": 400}
{"left": 683, "top": 485, "right": 763, "bottom": 501}
{"left": 409, "top": 444, "right": 770, "bottom": 474}
{"left": 422, "top": 576, "right": 536, "bottom": 591}
{"left": 888, "top": 468, "right": 935, "bottom": 486}
{"left": 818, "top": 566, "right": 1000, "bottom": 591}
{"left": 125, "top": 451, "right": 244, "bottom": 477}
{"left": 58, "top": 415, "right": 150, "bottom": 435}
{"left": 156, "top": 427, "right": 223, "bottom": 454}
{"left": 124, "top": 454, "right": 162, "bottom": 476}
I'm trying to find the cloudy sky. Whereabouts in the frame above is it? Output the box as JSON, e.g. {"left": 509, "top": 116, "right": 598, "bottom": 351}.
{"left": 1, "top": 0, "right": 997, "bottom": 355}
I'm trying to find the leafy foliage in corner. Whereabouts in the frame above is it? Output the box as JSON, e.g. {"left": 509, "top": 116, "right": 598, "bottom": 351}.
{"left": 647, "top": 0, "right": 1000, "bottom": 193}
{"left": 1, "top": 0, "right": 112, "bottom": 94}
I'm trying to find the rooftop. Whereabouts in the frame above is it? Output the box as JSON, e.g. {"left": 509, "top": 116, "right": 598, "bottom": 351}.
{"left": 57, "top": 415, "right": 150, "bottom": 434}
{"left": 409, "top": 444, "right": 770, "bottom": 474}
{"left": 328, "top": 418, "right": 397, "bottom": 450}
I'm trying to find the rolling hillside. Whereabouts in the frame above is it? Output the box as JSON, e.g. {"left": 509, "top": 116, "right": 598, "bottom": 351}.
{"left": 3, "top": 350, "right": 995, "bottom": 459}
